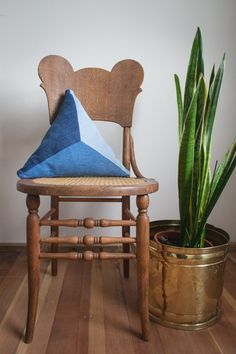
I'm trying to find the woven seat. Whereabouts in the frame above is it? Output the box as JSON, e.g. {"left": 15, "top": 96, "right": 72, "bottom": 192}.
{"left": 16, "top": 56, "right": 159, "bottom": 343}
{"left": 17, "top": 177, "right": 157, "bottom": 196}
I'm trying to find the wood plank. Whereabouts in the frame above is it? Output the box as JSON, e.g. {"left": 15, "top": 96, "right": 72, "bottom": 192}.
{"left": 0, "top": 249, "right": 21, "bottom": 282}
{"left": 223, "top": 288, "right": 236, "bottom": 311}
{"left": 102, "top": 260, "right": 136, "bottom": 354}
{"left": 45, "top": 261, "right": 85, "bottom": 354}
{"left": 157, "top": 325, "right": 220, "bottom": 354}
{"left": 0, "top": 256, "right": 20, "bottom": 287}
{"left": 16, "top": 262, "right": 67, "bottom": 354}
{"left": 223, "top": 259, "right": 236, "bottom": 300}
{"left": 0, "top": 260, "right": 49, "bottom": 353}
{"left": 0, "top": 251, "right": 27, "bottom": 323}
{"left": 223, "top": 283, "right": 236, "bottom": 303}
{"left": 228, "top": 253, "right": 236, "bottom": 264}
{"left": 0, "top": 273, "right": 28, "bottom": 353}
{"left": 121, "top": 261, "right": 165, "bottom": 354}
{"left": 76, "top": 261, "right": 92, "bottom": 354}
{"left": 88, "top": 261, "right": 106, "bottom": 354}
{"left": 222, "top": 297, "right": 236, "bottom": 330}
{"left": 209, "top": 313, "right": 236, "bottom": 354}
{"left": 225, "top": 258, "right": 236, "bottom": 281}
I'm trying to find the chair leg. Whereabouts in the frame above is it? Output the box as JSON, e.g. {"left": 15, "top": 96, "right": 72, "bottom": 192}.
{"left": 122, "top": 196, "right": 130, "bottom": 278}
{"left": 51, "top": 196, "right": 59, "bottom": 276}
{"left": 136, "top": 195, "right": 150, "bottom": 341}
{"left": 25, "top": 194, "right": 40, "bottom": 344}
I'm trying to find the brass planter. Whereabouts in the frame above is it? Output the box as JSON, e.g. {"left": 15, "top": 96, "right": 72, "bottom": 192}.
{"left": 149, "top": 220, "right": 229, "bottom": 330}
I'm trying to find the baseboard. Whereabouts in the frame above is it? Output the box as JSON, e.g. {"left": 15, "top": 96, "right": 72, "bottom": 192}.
{"left": 0, "top": 242, "right": 26, "bottom": 247}
{"left": 229, "top": 242, "right": 236, "bottom": 251}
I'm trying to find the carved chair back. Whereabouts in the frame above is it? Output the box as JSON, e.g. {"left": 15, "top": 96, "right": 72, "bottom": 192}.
{"left": 38, "top": 55, "right": 144, "bottom": 170}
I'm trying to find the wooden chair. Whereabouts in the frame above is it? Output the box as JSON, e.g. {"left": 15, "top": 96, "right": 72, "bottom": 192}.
{"left": 17, "top": 55, "right": 158, "bottom": 343}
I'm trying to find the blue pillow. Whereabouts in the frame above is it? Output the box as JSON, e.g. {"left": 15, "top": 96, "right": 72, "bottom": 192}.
{"left": 17, "top": 90, "right": 129, "bottom": 178}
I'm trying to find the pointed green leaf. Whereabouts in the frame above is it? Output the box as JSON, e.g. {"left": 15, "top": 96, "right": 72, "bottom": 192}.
{"left": 174, "top": 74, "right": 183, "bottom": 144}
{"left": 191, "top": 77, "right": 207, "bottom": 231}
{"left": 183, "top": 30, "right": 200, "bottom": 120}
{"left": 204, "top": 64, "right": 215, "bottom": 143}
{"left": 209, "top": 140, "right": 236, "bottom": 202}
{"left": 179, "top": 78, "right": 202, "bottom": 244}
{"left": 194, "top": 139, "right": 236, "bottom": 243}
{"left": 205, "top": 56, "right": 225, "bottom": 153}
{"left": 196, "top": 27, "right": 204, "bottom": 80}
{"left": 209, "top": 64, "right": 215, "bottom": 88}
{"left": 196, "top": 56, "right": 225, "bottom": 228}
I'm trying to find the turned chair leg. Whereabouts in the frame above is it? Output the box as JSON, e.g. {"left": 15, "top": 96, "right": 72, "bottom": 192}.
{"left": 25, "top": 194, "right": 40, "bottom": 344}
{"left": 122, "top": 196, "right": 130, "bottom": 278}
{"left": 136, "top": 194, "right": 150, "bottom": 341}
{"left": 51, "top": 196, "right": 59, "bottom": 276}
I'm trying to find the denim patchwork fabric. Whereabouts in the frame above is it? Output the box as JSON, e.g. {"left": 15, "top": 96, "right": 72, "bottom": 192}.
{"left": 17, "top": 90, "right": 129, "bottom": 178}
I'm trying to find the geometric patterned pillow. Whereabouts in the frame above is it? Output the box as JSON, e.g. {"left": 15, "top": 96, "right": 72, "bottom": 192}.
{"left": 17, "top": 90, "right": 129, "bottom": 179}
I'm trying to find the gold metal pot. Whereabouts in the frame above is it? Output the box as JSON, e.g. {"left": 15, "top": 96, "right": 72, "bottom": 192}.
{"left": 149, "top": 220, "right": 229, "bottom": 330}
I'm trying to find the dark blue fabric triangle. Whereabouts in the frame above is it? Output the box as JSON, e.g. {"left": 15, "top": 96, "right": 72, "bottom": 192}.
{"left": 19, "top": 90, "right": 80, "bottom": 172}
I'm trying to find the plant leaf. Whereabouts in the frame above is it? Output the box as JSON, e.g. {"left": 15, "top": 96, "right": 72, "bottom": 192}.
{"left": 183, "top": 30, "right": 199, "bottom": 121}
{"left": 179, "top": 78, "right": 202, "bottom": 245}
{"left": 205, "top": 56, "right": 225, "bottom": 154}
{"left": 208, "top": 139, "right": 236, "bottom": 209}
{"left": 197, "top": 56, "right": 225, "bottom": 229}
{"left": 196, "top": 27, "right": 204, "bottom": 80}
{"left": 174, "top": 74, "right": 183, "bottom": 144}
{"left": 194, "top": 138, "right": 236, "bottom": 243}
{"left": 191, "top": 77, "right": 208, "bottom": 232}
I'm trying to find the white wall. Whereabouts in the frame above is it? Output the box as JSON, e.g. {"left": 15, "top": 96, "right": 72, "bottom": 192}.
{"left": 0, "top": 0, "right": 235, "bottom": 243}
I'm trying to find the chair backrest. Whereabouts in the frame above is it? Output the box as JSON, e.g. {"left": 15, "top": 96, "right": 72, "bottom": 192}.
{"left": 38, "top": 55, "right": 144, "bottom": 171}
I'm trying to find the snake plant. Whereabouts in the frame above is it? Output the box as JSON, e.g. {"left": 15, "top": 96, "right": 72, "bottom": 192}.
{"left": 175, "top": 28, "right": 236, "bottom": 247}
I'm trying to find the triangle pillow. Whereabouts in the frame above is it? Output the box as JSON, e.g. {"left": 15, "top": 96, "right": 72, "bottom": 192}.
{"left": 17, "top": 90, "right": 129, "bottom": 179}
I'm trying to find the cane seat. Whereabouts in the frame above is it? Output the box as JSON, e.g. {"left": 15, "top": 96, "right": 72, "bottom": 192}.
{"left": 17, "top": 176, "right": 157, "bottom": 196}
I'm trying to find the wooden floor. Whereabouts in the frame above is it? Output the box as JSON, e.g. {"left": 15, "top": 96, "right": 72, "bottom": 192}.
{"left": 0, "top": 247, "right": 236, "bottom": 354}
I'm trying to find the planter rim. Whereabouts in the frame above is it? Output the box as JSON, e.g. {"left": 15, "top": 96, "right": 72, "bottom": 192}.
{"left": 150, "top": 219, "right": 230, "bottom": 252}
